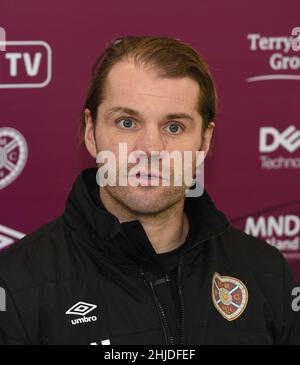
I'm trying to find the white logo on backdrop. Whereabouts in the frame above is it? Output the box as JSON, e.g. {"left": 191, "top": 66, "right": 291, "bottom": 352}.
{"left": 259, "top": 125, "right": 300, "bottom": 170}
{"left": 0, "top": 224, "right": 25, "bottom": 250}
{"left": 0, "top": 127, "right": 28, "bottom": 189}
{"left": 0, "top": 40, "right": 52, "bottom": 88}
{"left": 245, "top": 215, "right": 300, "bottom": 258}
{"left": 259, "top": 125, "right": 300, "bottom": 153}
{"left": 247, "top": 27, "right": 300, "bottom": 82}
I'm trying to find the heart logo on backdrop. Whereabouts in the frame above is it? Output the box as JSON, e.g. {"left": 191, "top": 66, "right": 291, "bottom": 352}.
{"left": 0, "top": 127, "right": 28, "bottom": 190}
{"left": 212, "top": 272, "right": 248, "bottom": 321}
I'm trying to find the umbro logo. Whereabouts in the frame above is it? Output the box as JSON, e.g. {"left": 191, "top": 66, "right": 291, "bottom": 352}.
{"left": 66, "top": 301, "right": 98, "bottom": 326}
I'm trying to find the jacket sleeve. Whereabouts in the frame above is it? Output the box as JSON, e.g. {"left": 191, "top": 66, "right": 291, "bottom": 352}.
{"left": 277, "top": 254, "right": 300, "bottom": 345}
{"left": 0, "top": 277, "right": 30, "bottom": 345}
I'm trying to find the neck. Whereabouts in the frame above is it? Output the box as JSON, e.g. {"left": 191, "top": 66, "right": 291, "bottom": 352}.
{"left": 99, "top": 188, "right": 189, "bottom": 254}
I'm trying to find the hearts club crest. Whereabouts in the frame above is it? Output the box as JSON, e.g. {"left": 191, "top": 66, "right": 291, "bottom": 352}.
{"left": 0, "top": 127, "right": 28, "bottom": 190}
{"left": 212, "top": 272, "right": 248, "bottom": 321}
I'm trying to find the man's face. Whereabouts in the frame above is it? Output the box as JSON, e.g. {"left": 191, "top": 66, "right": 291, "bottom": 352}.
{"left": 85, "top": 60, "right": 214, "bottom": 215}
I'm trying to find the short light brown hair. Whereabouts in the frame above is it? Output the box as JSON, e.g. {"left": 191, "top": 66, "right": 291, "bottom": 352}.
{"left": 80, "top": 35, "right": 217, "bottom": 150}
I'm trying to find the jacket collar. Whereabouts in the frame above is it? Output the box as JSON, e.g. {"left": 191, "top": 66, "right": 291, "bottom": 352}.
{"left": 63, "top": 168, "right": 229, "bottom": 270}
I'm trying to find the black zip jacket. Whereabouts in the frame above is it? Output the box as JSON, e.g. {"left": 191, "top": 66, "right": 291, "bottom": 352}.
{"left": 0, "top": 168, "right": 299, "bottom": 345}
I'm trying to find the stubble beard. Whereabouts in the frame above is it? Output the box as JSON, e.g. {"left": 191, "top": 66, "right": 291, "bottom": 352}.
{"left": 102, "top": 183, "right": 186, "bottom": 217}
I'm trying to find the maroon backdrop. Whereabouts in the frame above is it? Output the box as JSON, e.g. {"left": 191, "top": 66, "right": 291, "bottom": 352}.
{"left": 0, "top": 0, "right": 299, "bottom": 282}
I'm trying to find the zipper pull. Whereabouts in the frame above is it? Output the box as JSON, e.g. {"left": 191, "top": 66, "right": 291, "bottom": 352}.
{"left": 153, "top": 274, "right": 171, "bottom": 286}
{"left": 139, "top": 269, "right": 170, "bottom": 286}
{"left": 138, "top": 268, "right": 154, "bottom": 284}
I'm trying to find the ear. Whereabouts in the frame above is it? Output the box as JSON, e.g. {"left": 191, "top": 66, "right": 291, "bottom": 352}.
{"left": 201, "top": 121, "right": 215, "bottom": 158}
{"left": 84, "top": 108, "right": 97, "bottom": 159}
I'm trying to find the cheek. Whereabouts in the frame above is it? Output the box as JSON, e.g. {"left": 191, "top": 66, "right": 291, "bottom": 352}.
{"left": 191, "top": 131, "right": 203, "bottom": 151}
{"left": 94, "top": 122, "right": 115, "bottom": 150}
{"left": 94, "top": 131, "right": 129, "bottom": 162}
{"left": 175, "top": 135, "right": 202, "bottom": 152}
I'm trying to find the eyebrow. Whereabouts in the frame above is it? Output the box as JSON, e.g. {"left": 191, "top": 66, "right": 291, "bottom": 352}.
{"left": 106, "top": 106, "right": 195, "bottom": 121}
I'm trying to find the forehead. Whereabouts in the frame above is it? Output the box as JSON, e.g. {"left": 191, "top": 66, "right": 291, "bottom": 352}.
{"left": 103, "top": 61, "right": 200, "bottom": 112}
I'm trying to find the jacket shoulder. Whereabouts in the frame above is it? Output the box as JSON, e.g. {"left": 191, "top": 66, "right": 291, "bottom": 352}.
{"left": 0, "top": 217, "right": 69, "bottom": 293}
{"left": 219, "top": 225, "right": 286, "bottom": 276}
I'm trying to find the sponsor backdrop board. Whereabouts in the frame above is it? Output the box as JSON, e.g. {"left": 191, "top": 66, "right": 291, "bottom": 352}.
{"left": 0, "top": 0, "right": 299, "bottom": 282}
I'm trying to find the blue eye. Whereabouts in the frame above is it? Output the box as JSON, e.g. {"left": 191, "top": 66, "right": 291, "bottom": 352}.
{"left": 166, "top": 123, "right": 183, "bottom": 134}
{"left": 118, "top": 118, "right": 135, "bottom": 129}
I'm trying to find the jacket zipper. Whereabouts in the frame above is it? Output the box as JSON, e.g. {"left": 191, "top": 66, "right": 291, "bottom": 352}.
{"left": 150, "top": 278, "right": 175, "bottom": 345}
{"left": 177, "top": 257, "right": 185, "bottom": 345}
{"left": 140, "top": 271, "right": 175, "bottom": 345}
{"left": 139, "top": 224, "right": 230, "bottom": 346}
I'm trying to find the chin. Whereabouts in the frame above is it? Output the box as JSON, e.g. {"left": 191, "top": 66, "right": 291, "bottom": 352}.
{"left": 111, "top": 185, "right": 185, "bottom": 215}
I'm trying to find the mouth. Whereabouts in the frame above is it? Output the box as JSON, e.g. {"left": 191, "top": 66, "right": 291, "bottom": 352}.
{"left": 136, "top": 171, "right": 161, "bottom": 179}
{"left": 135, "top": 171, "right": 163, "bottom": 184}
{"left": 129, "top": 170, "right": 167, "bottom": 184}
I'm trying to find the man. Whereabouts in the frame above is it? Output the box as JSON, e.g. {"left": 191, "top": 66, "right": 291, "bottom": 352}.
{"left": 0, "top": 36, "right": 299, "bottom": 345}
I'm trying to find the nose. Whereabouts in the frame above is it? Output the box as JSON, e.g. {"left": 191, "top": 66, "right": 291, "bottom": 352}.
{"left": 134, "top": 124, "right": 165, "bottom": 158}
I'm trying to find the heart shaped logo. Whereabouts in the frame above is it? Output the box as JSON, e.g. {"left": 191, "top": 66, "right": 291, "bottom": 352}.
{"left": 0, "top": 127, "right": 28, "bottom": 190}
{"left": 212, "top": 272, "right": 248, "bottom": 321}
